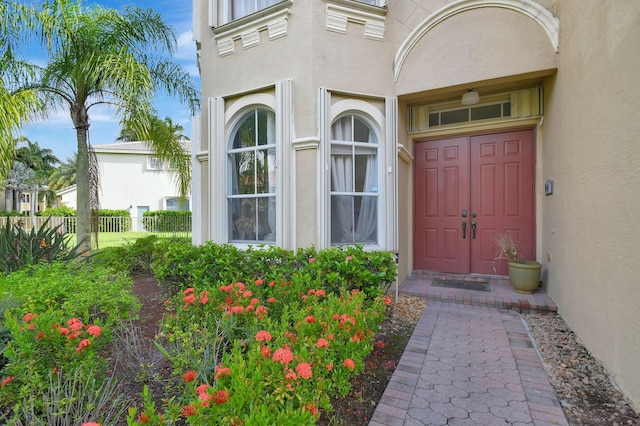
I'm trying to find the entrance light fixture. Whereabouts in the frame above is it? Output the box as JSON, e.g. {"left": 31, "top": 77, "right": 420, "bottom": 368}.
{"left": 461, "top": 89, "right": 480, "bottom": 105}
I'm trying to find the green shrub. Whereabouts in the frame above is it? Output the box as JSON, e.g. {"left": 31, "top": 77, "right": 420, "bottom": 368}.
{"left": 142, "top": 210, "right": 192, "bottom": 232}
{"left": 92, "top": 235, "right": 159, "bottom": 275}
{"left": 0, "top": 211, "right": 25, "bottom": 218}
{"left": 0, "top": 263, "right": 139, "bottom": 329}
{"left": 151, "top": 242, "right": 397, "bottom": 299}
{"left": 0, "top": 217, "right": 82, "bottom": 274}
{"left": 36, "top": 206, "right": 76, "bottom": 217}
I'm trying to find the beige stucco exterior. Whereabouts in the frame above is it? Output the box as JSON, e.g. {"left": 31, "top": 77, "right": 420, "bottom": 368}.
{"left": 194, "top": 0, "right": 640, "bottom": 408}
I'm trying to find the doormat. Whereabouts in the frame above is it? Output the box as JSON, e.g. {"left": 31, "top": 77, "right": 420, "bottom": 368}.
{"left": 431, "top": 278, "right": 490, "bottom": 292}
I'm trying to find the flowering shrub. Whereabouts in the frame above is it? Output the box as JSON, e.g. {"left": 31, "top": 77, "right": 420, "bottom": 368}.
{"left": 134, "top": 270, "right": 391, "bottom": 424}
{"left": 1, "top": 310, "right": 108, "bottom": 406}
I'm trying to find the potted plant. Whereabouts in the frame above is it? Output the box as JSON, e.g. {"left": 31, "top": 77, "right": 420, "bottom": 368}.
{"left": 493, "top": 232, "right": 542, "bottom": 294}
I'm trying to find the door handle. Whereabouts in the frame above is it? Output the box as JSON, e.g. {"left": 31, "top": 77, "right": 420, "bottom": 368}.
{"left": 462, "top": 221, "right": 467, "bottom": 239}
{"left": 471, "top": 220, "right": 477, "bottom": 239}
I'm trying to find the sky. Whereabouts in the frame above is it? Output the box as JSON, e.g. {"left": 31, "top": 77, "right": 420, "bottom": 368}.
{"left": 18, "top": 0, "right": 200, "bottom": 162}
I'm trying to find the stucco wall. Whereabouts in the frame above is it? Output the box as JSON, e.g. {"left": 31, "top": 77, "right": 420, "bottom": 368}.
{"left": 541, "top": 1, "right": 640, "bottom": 408}
{"left": 98, "top": 153, "right": 187, "bottom": 212}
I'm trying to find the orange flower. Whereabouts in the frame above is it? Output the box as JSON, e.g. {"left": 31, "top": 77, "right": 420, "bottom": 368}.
{"left": 213, "top": 389, "right": 229, "bottom": 404}
{"left": 1, "top": 376, "right": 13, "bottom": 387}
{"left": 182, "top": 294, "right": 196, "bottom": 306}
{"left": 305, "top": 404, "right": 319, "bottom": 417}
{"left": 383, "top": 295, "right": 393, "bottom": 305}
{"left": 35, "top": 331, "right": 45, "bottom": 340}
{"left": 82, "top": 423, "right": 102, "bottom": 426}
{"left": 86, "top": 325, "right": 102, "bottom": 338}
{"left": 296, "top": 362, "right": 313, "bottom": 379}
{"left": 181, "top": 404, "right": 197, "bottom": 417}
{"left": 23, "top": 313, "right": 37, "bottom": 323}
{"left": 316, "top": 289, "right": 326, "bottom": 297}
{"left": 40, "top": 239, "right": 47, "bottom": 247}
{"left": 326, "top": 364, "right": 333, "bottom": 371}
{"left": 309, "top": 257, "right": 316, "bottom": 263}
{"left": 267, "top": 297, "right": 276, "bottom": 303}
{"left": 316, "top": 338, "right": 329, "bottom": 348}
{"left": 183, "top": 287, "right": 195, "bottom": 296}
{"left": 182, "top": 370, "right": 197, "bottom": 382}
{"left": 215, "top": 365, "right": 231, "bottom": 379}
{"left": 255, "top": 330, "right": 272, "bottom": 342}
{"left": 58, "top": 327, "right": 70, "bottom": 336}
{"left": 343, "top": 358, "right": 355, "bottom": 371}
{"left": 285, "top": 369, "right": 297, "bottom": 381}
{"left": 196, "top": 384, "right": 210, "bottom": 395}
{"left": 272, "top": 346, "right": 294, "bottom": 365}
{"left": 67, "top": 318, "right": 83, "bottom": 331}
{"left": 75, "top": 339, "right": 91, "bottom": 353}
{"left": 255, "top": 278, "right": 264, "bottom": 285}
{"left": 137, "top": 413, "right": 150, "bottom": 423}
{"left": 260, "top": 345, "right": 271, "bottom": 358}
{"left": 305, "top": 315, "right": 316, "bottom": 324}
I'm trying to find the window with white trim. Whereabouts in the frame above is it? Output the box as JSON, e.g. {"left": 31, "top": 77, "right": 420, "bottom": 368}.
{"left": 228, "top": 108, "right": 277, "bottom": 243}
{"left": 147, "top": 157, "right": 162, "bottom": 170}
{"left": 227, "top": 0, "right": 280, "bottom": 22}
{"left": 330, "top": 115, "right": 378, "bottom": 245}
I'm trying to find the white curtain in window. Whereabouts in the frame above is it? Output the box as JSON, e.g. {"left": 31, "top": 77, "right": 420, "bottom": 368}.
{"left": 330, "top": 116, "right": 377, "bottom": 244}
{"left": 355, "top": 143, "right": 377, "bottom": 242}
{"left": 331, "top": 118, "right": 354, "bottom": 241}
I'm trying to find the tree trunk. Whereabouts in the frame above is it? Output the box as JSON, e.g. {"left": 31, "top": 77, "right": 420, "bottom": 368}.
{"left": 73, "top": 104, "right": 91, "bottom": 254}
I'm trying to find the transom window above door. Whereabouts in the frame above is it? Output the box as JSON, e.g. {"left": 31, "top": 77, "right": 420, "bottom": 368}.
{"left": 330, "top": 115, "right": 379, "bottom": 245}
{"left": 228, "top": 108, "right": 277, "bottom": 243}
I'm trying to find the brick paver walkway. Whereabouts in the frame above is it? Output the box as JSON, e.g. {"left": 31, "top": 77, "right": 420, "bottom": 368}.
{"left": 369, "top": 302, "right": 568, "bottom": 426}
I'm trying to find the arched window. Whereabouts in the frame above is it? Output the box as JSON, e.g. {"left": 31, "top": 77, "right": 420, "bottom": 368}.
{"left": 330, "top": 115, "right": 378, "bottom": 245}
{"left": 228, "top": 108, "right": 276, "bottom": 243}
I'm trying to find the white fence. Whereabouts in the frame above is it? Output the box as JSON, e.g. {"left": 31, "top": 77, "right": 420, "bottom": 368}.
{"left": 0, "top": 215, "right": 192, "bottom": 247}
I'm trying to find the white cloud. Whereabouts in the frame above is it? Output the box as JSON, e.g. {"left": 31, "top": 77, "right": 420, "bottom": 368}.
{"left": 175, "top": 30, "right": 196, "bottom": 59}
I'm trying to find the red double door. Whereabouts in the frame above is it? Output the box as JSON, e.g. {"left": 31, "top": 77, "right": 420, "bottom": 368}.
{"left": 414, "top": 130, "right": 535, "bottom": 275}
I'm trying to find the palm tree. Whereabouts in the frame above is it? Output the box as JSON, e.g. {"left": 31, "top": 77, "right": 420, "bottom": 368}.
{"left": 48, "top": 153, "right": 77, "bottom": 192}
{"left": 2, "top": 0, "right": 199, "bottom": 252}
{"left": 118, "top": 114, "right": 191, "bottom": 196}
{"left": 15, "top": 136, "right": 59, "bottom": 174}
{"left": 7, "top": 136, "right": 60, "bottom": 211}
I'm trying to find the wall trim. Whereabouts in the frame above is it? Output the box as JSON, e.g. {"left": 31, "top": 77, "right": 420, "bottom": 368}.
{"left": 326, "top": 3, "right": 386, "bottom": 41}
{"left": 397, "top": 144, "right": 413, "bottom": 165}
{"left": 292, "top": 137, "right": 320, "bottom": 150}
{"left": 213, "top": 6, "right": 291, "bottom": 56}
{"left": 393, "top": 0, "right": 559, "bottom": 81}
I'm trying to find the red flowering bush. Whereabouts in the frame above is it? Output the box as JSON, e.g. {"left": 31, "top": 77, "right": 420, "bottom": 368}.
{"left": 132, "top": 269, "right": 390, "bottom": 425}
{"left": 1, "top": 309, "right": 108, "bottom": 406}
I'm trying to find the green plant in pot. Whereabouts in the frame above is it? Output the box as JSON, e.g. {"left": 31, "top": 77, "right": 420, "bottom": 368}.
{"left": 493, "top": 233, "right": 542, "bottom": 294}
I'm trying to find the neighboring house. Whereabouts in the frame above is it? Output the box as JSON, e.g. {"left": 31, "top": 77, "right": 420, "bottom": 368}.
{"left": 192, "top": 0, "right": 640, "bottom": 407}
{"left": 56, "top": 141, "right": 190, "bottom": 220}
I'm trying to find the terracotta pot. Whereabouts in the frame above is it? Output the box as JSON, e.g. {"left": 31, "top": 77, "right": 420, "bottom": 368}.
{"left": 508, "top": 260, "right": 542, "bottom": 294}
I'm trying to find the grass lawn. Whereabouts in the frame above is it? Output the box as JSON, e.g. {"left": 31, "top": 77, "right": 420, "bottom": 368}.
{"left": 64, "top": 231, "right": 192, "bottom": 249}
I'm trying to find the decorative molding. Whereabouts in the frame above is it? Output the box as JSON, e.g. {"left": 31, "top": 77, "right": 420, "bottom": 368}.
{"left": 292, "top": 137, "right": 320, "bottom": 151}
{"left": 326, "top": 3, "right": 386, "bottom": 41}
{"left": 397, "top": 144, "right": 413, "bottom": 165}
{"left": 393, "top": 0, "right": 559, "bottom": 81}
{"left": 213, "top": 7, "right": 291, "bottom": 56}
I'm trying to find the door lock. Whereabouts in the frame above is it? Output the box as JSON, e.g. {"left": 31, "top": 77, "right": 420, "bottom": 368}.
{"left": 462, "top": 221, "right": 467, "bottom": 239}
{"left": 471, "top": 220, "right": 477, "bottom": 239}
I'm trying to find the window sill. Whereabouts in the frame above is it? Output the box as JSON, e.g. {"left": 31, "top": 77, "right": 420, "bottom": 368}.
{"left": 212, "top": 1, "right": 292, "bottom": 56}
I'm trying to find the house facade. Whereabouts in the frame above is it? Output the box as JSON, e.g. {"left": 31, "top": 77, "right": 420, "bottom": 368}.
{"left": 57, "top": 141, "right": 191, "bottom": 219}
{"left": 192, "top": 0, "right": 640, "bottom": 407}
